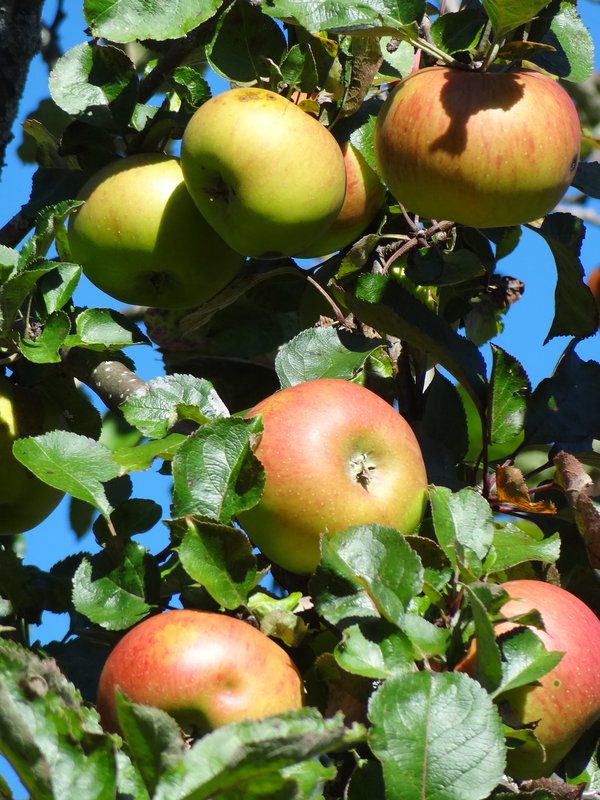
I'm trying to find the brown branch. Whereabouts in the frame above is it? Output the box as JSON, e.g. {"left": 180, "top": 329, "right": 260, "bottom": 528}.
{"left": 0, "top": 0, "right": 45, "bottom": 182}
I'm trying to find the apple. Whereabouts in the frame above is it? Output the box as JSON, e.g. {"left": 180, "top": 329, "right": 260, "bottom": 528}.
{"left": 587, "top": 266, "right": 600, "bottom": 309}
{"left": 457, "top": 579, "right": 600, "bottom": 779}
{"left": 237, "top": 378, "right": 428, "bottom": 574}
{"left": 180, "top": 88, "right": 347, "bottom": 258}
{"left": 68, "top": 153, "right": 245, "bottom": 309}
{"left": 375, "top": 67, "right": 581, "bottom": 228}
{"left": 296, "top": 141, "right": 386, "bottom": 258}
{"left": 0, "top": 377, "right": 63, "bottom": 535}
{"left": 96, "top": 609, "right": 304, "bottom": 734}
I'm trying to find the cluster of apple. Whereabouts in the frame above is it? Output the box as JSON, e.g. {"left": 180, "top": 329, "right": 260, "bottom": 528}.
{"left": 68, "top": 66, "right": 581, "bottom": 313}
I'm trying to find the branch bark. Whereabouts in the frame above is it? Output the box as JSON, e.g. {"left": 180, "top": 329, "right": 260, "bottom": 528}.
{"left": 0, "top": 0, "right": 45, "bottom": 182}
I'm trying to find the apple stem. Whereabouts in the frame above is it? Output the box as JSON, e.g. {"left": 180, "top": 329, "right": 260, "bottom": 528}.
{"left": 381, "top": 219, "right": 455, "bottom": 273}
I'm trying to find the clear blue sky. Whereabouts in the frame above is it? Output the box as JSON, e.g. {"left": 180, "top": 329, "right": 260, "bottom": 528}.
{"left": 0, "top": 1, "right": 599, "bottom": 794}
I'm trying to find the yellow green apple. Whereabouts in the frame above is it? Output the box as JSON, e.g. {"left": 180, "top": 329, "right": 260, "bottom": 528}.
{"left": 68, "top": 153, "right": 245, "bottom": 309}
{"left": 238, "top": 378, "right": 428, "bottom": 574}
{"left": 375, "top": 67, "right": 581, "bottom": 228}
{"left": 0, "top": 377, "right": 63, "bottom": 535}
{"left": 180, "top": 88, "right": 347, "bottom": 258}
{"left": 96, "top": 609, "right": 304, "bottom": 734}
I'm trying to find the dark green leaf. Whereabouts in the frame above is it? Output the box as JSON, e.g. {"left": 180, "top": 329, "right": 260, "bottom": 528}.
{"left": 482, "top": 0, "right": 551, "bottom": 38}
{"left": 207, "top": 2, "right": 287, "bottom": 83}
{"left": 0, "top": 262, "right": 56, "bottom": 336}
{"left": 177, "top": 519, "right": 259, "bottom": 609}
{"left": 171, "top": 417, "right": 264, "bottom": 524}
{"left": 275, "top": 326, "right": 382, "bottom": 388}
{"left": 530, "top": 1, "right": 594, "bottom": 82}
{"left": 115, "top": 693, "right": 186, "bottom": 796}
{"left": 153, "top": 709, "right": 365, "bottom": 800}
{"left": 573, "top": 161, "right": 600, "bottom": 199}
{"left": 534, "top": 213, "right": 599, "bottom": 342}
{"left": 121, "top": 374, "right": 229, "bottom": 439}
{"left": 84, "top": 0, "right": 222, "bottom": 43}
{"left": 489, "top": 345, "right": 530, "bottom": 445}
{"left": 464, "top": 584, "right": 503, "bottom": 694}
{"left": 72, "top": 542, "right": 154, "bottom": 630}
{"left": 369, "top": 671, "right": 506, "bottom": 800}
{"left": 430, "top": 9, "right": 487, "bottom": 55}
{"left": 49, "top": 43, "right": 138, "bottom": 128}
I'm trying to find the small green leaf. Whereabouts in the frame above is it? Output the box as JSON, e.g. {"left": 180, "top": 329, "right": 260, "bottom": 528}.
{"left": 495, "top": 627, "right": 564, "bottom": 698}
{"left": 530, "top": 1, "right": 594, "bottom": 82}
{"left": 13, "top": 431, "right": 120, "bottom": 518}
{"left": 72, "top": 543, "right": 154, "bottom": 630}
{"left": 464, "top": 583, "right": 503, "bottom": 694}
{"left": 263, "top": 0, "right": 424, "bottom": 34}
{"left": 121, "top": 374, "right": 229, "bottom": 440}
{"left": 429, "top": 487, "right": 494, "bottom": 578}
{"left": 489, "top": 521, "right": 560, "bottom": 573}
{"left": 369, "top": 671, "right": 506, "bottom": 800}
{"left": 67, "top": 308, "right": 149, "bottom": 350}
{"left": 112, "top": 434, "right": 187, "bottom": 472}
{"left": 39, "top": 263, "right": 82, "bottom": 314}
{"left": 177, "top": 520, "right": 259, "bottom": 610}
{"left": 430, "top": 9, "right": 487, "bottom": 55}
{"left": 84, "top": 0, "right": 222, "bottom": 43}
{"left": 171, "top": 417, "right": 264, "bottom": 524}
{"left": 573, "top": 161, "right": 600, "bottom": 199}
{"left": 335, "top": 619, "right": 415, "bottom": 678}
{"left": 49, "top": 42, "right": 138, "bottom": 128}
{"left": 20, "top": 311, "right": 71, "bottom": 364}
{"left": 489, "top": 345, "right": 531, "bottom": 445}
{"left": 0, "top": 262, "right": 56, "bottom": 336}
{"left": 275, "top": 326, "right": 382, "bottom": 388}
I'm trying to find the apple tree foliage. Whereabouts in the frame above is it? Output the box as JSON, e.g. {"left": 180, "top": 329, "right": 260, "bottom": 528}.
{"left": 1, "top": 0, "right": 600, "bottom": 797}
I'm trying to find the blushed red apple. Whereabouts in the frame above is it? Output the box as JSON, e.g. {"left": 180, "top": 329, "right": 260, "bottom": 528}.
{"left": 96, "top": 609, "right": 304, "bottom": 734}
{"left": 375, "top": 67, "right": 581, "bottom": 228}
{"left": 457, "top": 579, "right": 600, "bottom": 779}
{"left": 238, "top": 378, "right": 428, "bottom": 574}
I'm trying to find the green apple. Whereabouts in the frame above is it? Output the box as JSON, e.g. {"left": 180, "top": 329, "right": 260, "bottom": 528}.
{"left": 375, "top": 67, "right": 581, "bottom": 228}
{"left": 0, "top": 377, "right": 63, "bottom": 535}
{"left": 458, "top": 579, "right": 600, "bottom": 779}
{"left": 68, "top": 153, "right": 245, "bottom": 309}
{"left": 296, "top": 141, "right": 385, "bottom": 258}
{"left": 180, "top": 88, "right": 347, "bottom": 258}
{"left": 96, "top": 609, "right": 304, "bottom": 734}
{"left": 238, "top": 378, "right": 428, "bottom": 574}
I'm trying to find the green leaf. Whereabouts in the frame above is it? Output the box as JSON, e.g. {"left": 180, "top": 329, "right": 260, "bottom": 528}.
{"left": 112, "top": 433, "right": 187, "bottom": 472}
{"left": 530, "top": 1, "right": 594, "bottom": 82}
{"left": 464, "top": 583, "right": 503, "bottom": 694}
{"left": 489, "top": 345, "right": 530, "bottom": 445}
{"left": 335, "top": 619, "right": 415, "bottom": 678}
{"left": 114, "top": 693, "right": 186, "bottom": 796}
{"left": 262, "top": 0, "right": 425, "bottom": 34}
{"left": 0, "top": 639, "right": 118, "bottom": 800}
{"left": 18, "top": 200, "right": 82, "bottom": 268}
{"left": 407, "top": 247, "right": 485, "bottom": 287}
{"left": 39, "top": 263, "right": 82, "bottom": 314}
{"left": 334, "top": 280, "right": 487, "bottom": 411}
{"left": 430, "top": 9, "right": 487, "bottom": 55}
{"left": 169, "top": 67, "right": 211, "bottom": 109}
{"left": 207, "top": 1, "right": 287, "bottom": 83}
{"left": 171, "top": 417, "right": 264, "bottom": 524}
{"left": 49, "top": 43, "right": 138, "bottom": 128}
{"left": 525, "top": 343, "right": 600, "bottom": 444}
{"left": 247, "top": 591, "right": 307, "bottom": 647}
{"left": 93, "top": 499, "right": 163, "bottom": 540}
{"left": 534, "top": 213, "right": 599, "bottom": 342}
{"left": 312, "top": 525, "right": 424, "bottom": 626}
{"left": 489, "top": 520, "right": 560, "bottom": 573}
{"left": 19, "top": 310, "right": 71, "bottom": 364}
{"left": 66, "top": 308, "right": 149, "bottom": 350}
{"left": 153, "top": 709, "right": 365, "bottom": 800}
{"left": 0, "top": 262, "right": 56, "bottom": 336}
{"left": 72, "top": 542, "right": 154, "bottom": 630}
{"left": 368, "top": 671, "right": 506, "bottom": 800}
{"left": 495, "top": 627, "right": 564, "bottom": 698}
{"left": 573, "top": 161, "right": 600, "bottom": 199}
{"left": 275, "top": 326, "right": 382, "bottom": 388}
{"left": 482, "top": 0, "right": 552, "bottom": 38}
{"left": 177, "top": 519, "right": 259, "bottom": 610}
{"left": 84, "top": 0, "right": 222, "bottom": 42}
{"left": 121, "top": 374, "right": 229, "bottom": 440}
{"left": 13, "top": 431, "right": 121, "bottom": 518}
{"left": 429, "top": 487, "right": 495, "bottom": 578}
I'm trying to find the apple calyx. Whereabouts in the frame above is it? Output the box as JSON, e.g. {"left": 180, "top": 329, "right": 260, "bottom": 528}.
{"left": 349, "top": 451, "right": 377, "bottom": 490}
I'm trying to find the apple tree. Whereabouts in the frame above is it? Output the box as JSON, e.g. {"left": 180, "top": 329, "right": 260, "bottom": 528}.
{"left": 1, "top": 0, "right": 600, "bottom": 797}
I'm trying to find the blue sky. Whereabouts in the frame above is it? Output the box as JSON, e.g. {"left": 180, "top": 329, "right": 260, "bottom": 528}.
{"left": 0, "top": 0, "right": 599, "bottom": 793}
